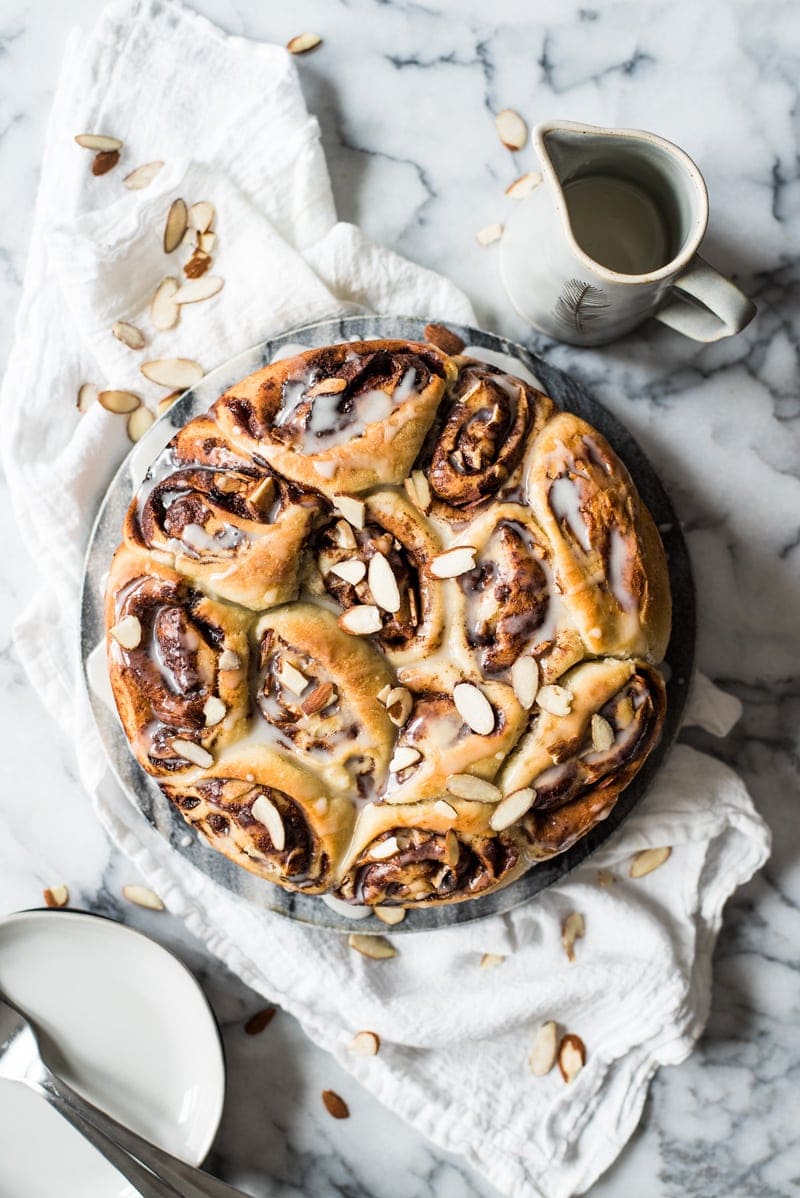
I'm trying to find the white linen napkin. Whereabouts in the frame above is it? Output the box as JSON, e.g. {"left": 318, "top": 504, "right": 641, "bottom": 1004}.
{"left": 1, "top": 3, "right": 770, "bottom": 1197}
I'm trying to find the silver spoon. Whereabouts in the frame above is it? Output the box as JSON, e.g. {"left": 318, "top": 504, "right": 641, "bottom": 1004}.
{"left": 0, "top": 990, "right": 252, "bottom": 1198}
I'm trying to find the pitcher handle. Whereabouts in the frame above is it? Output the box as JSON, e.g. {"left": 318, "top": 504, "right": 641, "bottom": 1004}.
{"left": 653, "top": 254, "right": 756, "bottom": 343}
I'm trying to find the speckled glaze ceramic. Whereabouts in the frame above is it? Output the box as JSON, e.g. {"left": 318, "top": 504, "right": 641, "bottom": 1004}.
{"left": 80, "top": 315, "right": 695, "bottom": 933}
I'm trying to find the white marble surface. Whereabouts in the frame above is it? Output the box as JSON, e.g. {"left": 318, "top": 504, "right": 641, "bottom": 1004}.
{"left": 1, "top": 1, "right": 799, "bottom": 1195}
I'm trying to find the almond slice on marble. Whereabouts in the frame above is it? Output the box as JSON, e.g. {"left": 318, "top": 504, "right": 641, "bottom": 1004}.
{"left": 244, "top": 1007, "right": 276, "bottom": 1035}
{"left": 77, "top": 383, "right": 98, "bottom": 413}
{"left": 536, "top": 684, "right": 573, "bottom": 717}
{"left": 171, "top": 738, "right": 214, "bottom": 768}
{"left": 558, "top": 1033, "right": 586, "bottom": 1083}
{"left": 591, "top": 713, "right": 614, "bottom": 751}
{"left": 321, "top": 1089, "right": 349, "bottom": 1119}
{"left": 203, "top": 696, "right": 226, "bottom": 726}
{"left": 307, "top": 376, "right": 347, "bottom": 397}
{"left": 301, "top": 682, "right": 335, "bottom": 716}
{"left": 218, "top": 649, "right": 241, "bottom": 670}
{"left": 123, "top": 160, "right": 164, "bottom": 190}
{"left": 430, "top": 546, "right": 477, "bottom": 579}
{"left": 339, "top": 605, "right": 382, "bottom": 636}
{"left": 433, "top": 799, "right": 457, "bottom": 820}
{"left": 287, "top": 31, "right": 322, "bottom": 54}
{"left": 332, "top": 494, "right": 365, "bottom": 529}
{"left": 140, "top": 358, "right": 204, "bottom": 389}
{"left": 150, "top": 277, "right": 180, "bottom": 331}
{"left": 92, "top": 149, "right": 120, "bottom": 175}
{"left": 480, "top": 952, "right": 505, "bottom": 969}
{"left": 112, "top": 320, "right": 146, "bottom": 350}
{"left": 187, "top": 201, "right": 215, "bottom": 233}
{"left": 403, "top": 469, "right": 431, "bottom": 513}
{"left": 277, "top": 660, "right": 309, "bottom": 696}
{"left": 511, "top": 655, "right": 540, "bottom": 710}
{"left": 163, "top": 198, "right": 188, "bottom": 253}
{"left": 424, "top": 322, "right": 466, "bottom": 355}
{"left": 529, "top": 1021, "right": 558, "bottom": 1076}
{"left": 495, "top": 108, "right": 528, "bottom": 151}
{"left": 348, "top": 1030, "right": 380, "bottom": 1057}
{"left": 505, "top": 170, "right": 540, "bottom": 199}
{"left": 490, "top": 787, "right": 535, "bottom": 831}
{"left": 173, "top": 276, "right": 224, "bottom": 304}
{"left": 183, "top": 249, "right": 212, "bottom": 279}
{"left": 476, "top": 222, "right": 504, "bottom": 246}
{"left": 561, "top": 912, "right": 585, "bottom": 963}
{"left": 384, "top": 686, "right": 412, "bottom": 727}
{"left": 348, "top": 933, "right": 397, "bottom": 960}
{"left": 629, "top": 846, "right": 671, "bottom": 879}
{"left": 98, "top": 390, "right": 141, "bottom": 414}
{"left": 251, "top": 794, "right": 286, "bottom": 850}
{"left": 375, "top": 906, "right": 406, "bottom": 926}
{"left": 446, "top": 773, "right": 501, "bottom": 803}
{"left": 110, "top": 615, "right": 142, "bottom": 649}
{"left": 75, "top": 133, "right": 122, "bottom": 152}
{"left": 368, "top": 553, "right": 401, "bottom": 613}
{"left": 389, "top": 746, "right": 421, "bottom": 773}
{"left": 369, "top": 837, "right": 400, "bottom": 861}
{"left": 453, "top": 682, "right": 495, "bottom": 736}
{"left": 122, "top": 884, "right": 164, "bottom": 911}
{"left": 127, "top": 406, "right": 154, "bottom": 443}
{"left": 43, "top": 885, "right": 69, "bottom": 909}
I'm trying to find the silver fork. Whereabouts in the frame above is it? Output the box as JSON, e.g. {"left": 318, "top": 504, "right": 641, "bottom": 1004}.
{"left": 0, "top": 990, "right": 252, "bottom": 1198}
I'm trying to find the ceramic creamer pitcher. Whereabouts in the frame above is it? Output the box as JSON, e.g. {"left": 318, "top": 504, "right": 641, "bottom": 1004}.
{"left": 500, "top": 120, "right": 756, "bottom": 347}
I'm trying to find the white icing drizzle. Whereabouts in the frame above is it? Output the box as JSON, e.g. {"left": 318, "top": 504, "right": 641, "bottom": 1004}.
{"left": 607, "top": 527, "right": 637, "bottom": 613}
{"left": 276, "top": 368, "right": 418, "bottom": 454}
{"left": 462, "top": 346, "right": 544, "bottom": 390}
{"left": 549, "top": 476, "right": 592, "bottom": 553}
{"left": 178, "top": 522, "right": 246, "bottom": 556}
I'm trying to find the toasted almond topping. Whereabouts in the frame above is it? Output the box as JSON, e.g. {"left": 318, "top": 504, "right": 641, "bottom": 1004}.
{"left": 476, "top": 222, "right": 504, "bottom": 246}
{"left": 98, "top": 389, "right": 141, "bottom": 415}
{"left": 171, "top": 739, "right": 214, "bottom": 768}
{"left": 370, "top": 836, "right": 400, "bottom": 861}
{"left": 444, "top": 829, "right": 460, "bottom": 866}
{"left": 348, "top": 1030, "right": 380, "bottom": 1057}
{"left": 123, "top": 160, "right": 164, "bottom": 190}
{"left": 591, "top": 713, "right": 614, "bottom": 751}
{"left": 385, "top": 686, "right": 412, "bottom": 727}
{"left": 368, "top": 552, "right": 401, "bottom": 613}
{"left": 244, "top": 1007, "right": 276, "bottom": 1035}
{"left": 596, "top": 869, "right": 616, "bottom": 887}
{"left": 110, "top": 614, "right": 142, "bottom": 649}
{"left": 453, "top": 682, "right": 495, "bottom": 736}
{"left": 480, "top": 952, "right": 505, "bottom": 969}
{"left": 407, "top": 586, "right": 419, "bottom": 627}
{"left": 332, "top": 494, "right": 365, "bottom": 529}
{"left": 333, "top": 519, "right": 358, "bottom": 549}
{"left": 173, "top": 276, "right": 224, "bottom": 304}
{"left": 512, "top": 655, "right": 540, "bottom": 710}
{"left": 150, "top": 277, "right": 180, "bottom": 331}
{"left": 561, "top": 912, "right": 585, "bottom": 963}
{"left": 558, "top": 1033, "right": 586, "bottom": 1083}
{"left": 490, "top": 787, "right": 535, "bottom": 831}
{"left": 348, "top": 933, "right": 397, "bottom": 960}
{"left": 111, "top": 320, "right": 146, "bottom": 350}
{"left": 616, "top": 695, "right": 634, "bottom": 728}
{"left": 77, "top": 383, "right": 98, "bottom": 413}
{"left": 122, "top": 884, "right": 164, "bottom": 911}
{"left": 377, "top": 683, "right": 392, "bottom": 704}
{"left": 495, "top": 108, "right": 528, "bottom": 151}
{"left": 430, "top": 546, "right": 477, "bottom": 579}
{"left": 43, "top": 885, "right": 69, "bottom": 909}
{"left": 75, "top": 133, "right": 122, "bottom": 152}
{"left": 537, "top": 684, "right": 573, "bottom": 717}
{"left": 251, "top": 794, "right": 286, "bottom": 850}
{"left": 277, "top": 660, "right": 309, "bottom": 697}
{"left": 183, "top": 248, "right": 212, "bottom": 279}
{"left": 389, "top": 745, "right": 421, "bottom": 773}
{"left": 140, "top": 357, "right": 204, "bottom": 389}
{"left": 424, "top": 322, "right": 466, "bottom": 354}
{"left": 529, "top": 1021, "right": 558, "bottom": 1076}
{"left": 403, "top": 469, "right": 431, "bottom": 512}
{"left": 188, "top": 201, "right": 215, "bottom": 233}
{"left": 374, "top": 906, "right": 406, "bottom": 926}
{"left": 629, "top": 846, "right": 671, "bottom": 879}
{"left": 218, "top": 649, "right": 241, "bottom": 670}
{"left": 198, "top": 231, "right": 217, "bottom": 254}
{"left": 505, "top": 170, "right": 540, "bottom": 199}
{"left": 203, "top": 696, "right": 226, "bottom": 726}
{"left": 287, "top": 31, "right": 322, "bottom": 54}
{"left": 339, "top": 605, "right": 382, "bottom": 635}
{"left": 433, "top": 799, "right": 457, "bottom": 820}
{"left": 321, "top": 1089, "right": 349, "bottom": 1119}
{"left": 163, "top": 198, "right": 188, "bottom": 253}
{"left": 446, "top": 773, "right": 502, "bottom": 803}
{"left": 127, "top": 406, "right": 154, "bottom": 443}
{"left": 307, "top": 376, "right": 347, "bottom": 397}
{"left": 301, "top": 682, "right": 335, "bottom": 715}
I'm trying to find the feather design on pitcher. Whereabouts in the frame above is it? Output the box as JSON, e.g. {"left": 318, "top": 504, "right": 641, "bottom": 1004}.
{"left": 555, "top": 279, "right": 610, "bottom": 333}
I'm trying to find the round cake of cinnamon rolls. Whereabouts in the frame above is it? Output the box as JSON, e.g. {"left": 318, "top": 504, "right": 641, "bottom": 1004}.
{"left": 105, "top": 333, "right": 671, "bottom": 910}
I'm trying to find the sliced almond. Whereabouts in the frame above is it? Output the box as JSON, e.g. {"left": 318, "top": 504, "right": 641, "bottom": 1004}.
{"left": 377, "top": 683, "right": 392, "bottom": 704}
{"left": 490, "top": 787, "right": 535, "bottom": 831}
{"left": 629, "top": 846, "right": 671, "bottom": 879}
{"left": 596, "top": 869, "right": 616, "bottom": 887}
{"left": 98, "top": 390, "right": 141, "bottom": 415}
{"left": 433, "top": 799, "right": 457, "bottom": 820}
{"left": 476, "top": 222, "right": 504, "bottom": 246}
{"left": 375, "top": 906, "right": 406, "bottom": 926}
{"left": 495, "top": 108, "right": 528, "bottom": 151}
{"left": 127, "top": 406, "right": 154, "bottom": 443}
{"left": 368, "top": 553, "right": 401, "bottom": 613}
{"left": 529, "top": 1021, "right": 558, "bottom": 1076}
{"left": 91, "top": 147, "right": 120, "bottom": 175}
{"left": 277, "top": 660, "right": 309, "bottom": 696}
{"left": 453, "top": 682, "right": 495, "bottom": 736}
{"left": 561, "top": 911, "right": 585, "bottom": 963}
{"left": 43, "top": 885, "right": 69, "bottom": 909}
{"left": 122, "top": 884, "right": 164, "bottom": 911}
{"left": 616, "top": 695, "right": 634, "bottom": 729}
{"left": 403, "top": 469, "right": 431, "bottom": 512}
{"left": 218, "top": 649, "right": 241, "bottom": 670}
{"left": 321, "top": 1089, "right": 349, "bottom": 1119}
{"left": 333, "top": 519, "right": 358, "bottom": 549}
{"left": 173, "top": 276, "right": 224, "bottom": 304}
{"left": 287, "top": 31, "right": 322, "bottom": 54}
{"left": 558, "top": 1033, "right": 586, "bottom": 1083}
{"left": 112, "top": 320, "right": 146, "bottom": 350}
{"left": 163, "top": 198, "right": 188, "bottom": 253}
{"left": 301, "top": 682, "right": 335, "bottom": 716}
{"left": 444, "top": 829, "right": 460, "bottom": 866}
{"left": 505, "top": 170, "right": 540, "bottom": 199}
{"left": 75, "top": 133, "right": 122, "bottom": 152}
{"left": 244, "top": 1007, "right": 276, "bottom": 1035}
{"left": 480, "top": 952, "right": 505, "bottom": 969}
{"left": 389, "top": 746, "right": 421, "bottom": 773}
{"left": 430, "top": 546, "right": 477, "bottom": 579}
{"left": 348, "top": 1030, "right": 380, "bottom": 1057}
{"left": 332, "top": 495, "right": 365, "bottom": 529}
{"left": 307, "top": 376, "right": 347, "bottom": 397}
{"left": 110, "top": 614, "right": 142, "bottom": 649}
{"left": 248, "top": 475, "right": 275, "bottom": 508}
{"left": 339, "top": 605, "right": 382, "bottom": 636}
{"left": 446, "top": 773, "right": 501, "bottom": 803}
{"left": 591, "top": 713, "right": 614, "bottom": 751}
{"left": 198, "top": 231, "right": 217, "bottom": 254}
{"left": 369, "top": 837, "right": 400, "bottom": 861}
{"left": 203, "top": 696, "right": 226, "bottom": 726}
{"left": 330, "top": 557, "right": 367, "bottom": 585}
{"left": 536, "top": 684, "right": 573, "bottom": 717}
{"left": 512, "top": 655, "right": 539, "bottom": 710}
{"left": 123, "top": 160, "right": 164, "bottom": 190}
{"left": 251, "top": 794, "right": 286, "bottom": 850}
{"left": 183, "top": 249, "right": 212, "bottom": 279}
{"left": 77, "top": 383, "right": 98, "bottom": 413}
{"left": 171, "top": 738, "right": 214, "bottom": 768}
{"left": 140, "top": 358, "right": 204, "bottom": 389}
{"left": 384, "top": 686, "right": 413, "bottom": 727}
{"left": 348, "top": 933, "right": 397, "bottom": 960}
{"left": 187, "top": 201, "right": 215, "bottom": 233}
{"left": 424, "top": 322, "right": 465, "bottom": 354}
{"left": 150, "top": 277, "right": 180, "bottom": 331}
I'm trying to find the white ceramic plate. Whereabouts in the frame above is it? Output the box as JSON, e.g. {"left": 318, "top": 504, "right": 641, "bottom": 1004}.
{"left": 0, "top": 910, "right": 225, "bottom": 1198}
